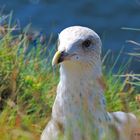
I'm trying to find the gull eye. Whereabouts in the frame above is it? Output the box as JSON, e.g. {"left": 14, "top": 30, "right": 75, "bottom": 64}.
{"left": 82, "top": 39, "right": 91, "bottom": 48}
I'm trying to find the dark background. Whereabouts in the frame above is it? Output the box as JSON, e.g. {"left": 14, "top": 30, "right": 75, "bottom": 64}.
{"left": 0, "top": 0, "right": 140, "bottom": 72}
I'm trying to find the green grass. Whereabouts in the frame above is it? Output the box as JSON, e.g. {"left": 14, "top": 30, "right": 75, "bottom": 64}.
{"left": 0, "top": 16, "right": 140, "bottom": 140}
{"left": 103, "top": 51, "right": 139, "bottom": 114}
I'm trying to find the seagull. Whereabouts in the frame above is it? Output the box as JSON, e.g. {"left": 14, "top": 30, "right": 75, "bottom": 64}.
{"left": 41, "top": 26, "right": 138, "bottom": 140}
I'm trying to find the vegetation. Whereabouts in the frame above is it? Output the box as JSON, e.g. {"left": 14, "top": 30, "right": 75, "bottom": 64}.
{"left": 0, "top": 14, "right": 139, "bottom": 139}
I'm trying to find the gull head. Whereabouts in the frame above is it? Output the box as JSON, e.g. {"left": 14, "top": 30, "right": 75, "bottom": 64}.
{"left": 52, "top": 26, "right": 102, "bottom": 68}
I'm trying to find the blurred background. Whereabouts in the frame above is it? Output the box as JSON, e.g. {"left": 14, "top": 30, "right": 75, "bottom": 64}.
{"left": 0, "top": 0, "right": 140, "bottom": 72}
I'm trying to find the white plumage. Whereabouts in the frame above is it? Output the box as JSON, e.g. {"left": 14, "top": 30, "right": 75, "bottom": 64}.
{"left": 41, "top": 26, "right": 137, "bottom": 140}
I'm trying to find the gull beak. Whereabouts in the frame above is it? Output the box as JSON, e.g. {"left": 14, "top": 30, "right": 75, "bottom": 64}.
{"left": 52, "top": 50, "right": 70, "bottom": 66}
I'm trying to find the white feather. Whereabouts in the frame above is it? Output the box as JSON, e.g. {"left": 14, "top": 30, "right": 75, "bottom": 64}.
{"left": 41, "top": 26, "right": 137, "bottom": 140}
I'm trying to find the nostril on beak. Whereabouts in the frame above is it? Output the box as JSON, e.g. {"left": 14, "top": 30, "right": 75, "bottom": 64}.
{"left": 57, "top": 51, "right": 67, "bottom": 63}
{"left": 61, "top": 51, "right": 65, "bottom": 56}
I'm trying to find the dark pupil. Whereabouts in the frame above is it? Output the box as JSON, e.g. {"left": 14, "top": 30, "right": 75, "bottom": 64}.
{"left": 82, "top": 40, "right": 91, "bottom": 48}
